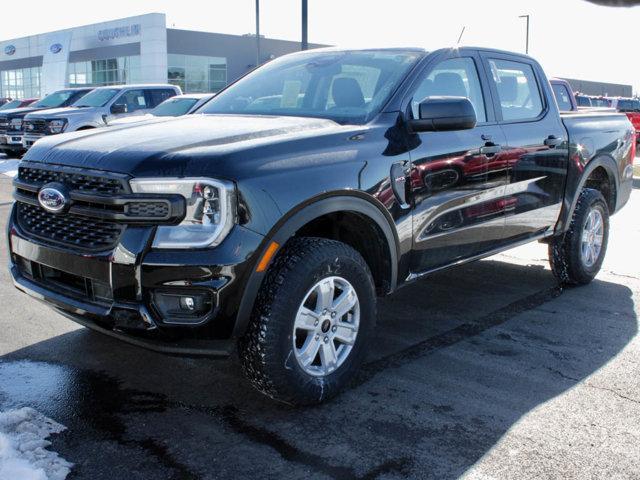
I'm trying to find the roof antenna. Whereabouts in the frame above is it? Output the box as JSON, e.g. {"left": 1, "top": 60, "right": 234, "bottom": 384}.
{"left": 456, "top": 26, "right": 466, "bottom": 46}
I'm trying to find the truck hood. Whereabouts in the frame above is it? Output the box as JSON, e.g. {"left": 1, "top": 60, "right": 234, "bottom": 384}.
{"left": 0, "top": 106, "right": 52, "bottom": 119}
{"left": 23, "top": 114, "right": 348, "bottom": 177}
{"left": 25, "top": 106, "right": 95, "bottom": 119}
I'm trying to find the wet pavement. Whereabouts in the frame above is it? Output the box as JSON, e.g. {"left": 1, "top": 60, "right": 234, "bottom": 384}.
{"left": 0, "top": 173, "right": 639, "bottom": 479}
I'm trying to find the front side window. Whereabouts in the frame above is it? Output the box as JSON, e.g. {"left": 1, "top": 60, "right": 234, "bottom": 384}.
{"left": 410, "top": 57, "right": 486, "bottom": 123}
{"left": 551, "top": 83, "right": 573, "bottom": 112}
{"left": 200, "top": 50, "right": 421, "bottom": 125}
{"left": 115, "top": 89, "right": 147, "bottom": 112}
{"left": 489, "top": 59, "right": 543, "bottom": 121}
{"left": 74, "top": 88, "right": 120, "bottom": 107}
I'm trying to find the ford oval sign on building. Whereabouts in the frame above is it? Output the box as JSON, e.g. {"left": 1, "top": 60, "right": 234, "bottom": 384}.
{"left": 50, "top": 43, "right": 63, "bottom": 54}
{"left": 4, "top": 45, "right": 16, "bottom": 56}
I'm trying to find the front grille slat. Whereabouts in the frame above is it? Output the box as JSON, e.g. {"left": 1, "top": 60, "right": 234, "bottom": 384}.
{"left": 17, "top": 203, "right": 124, "bottom": 251}
{"left": 18, "top": 166, "right": 127, "bottom": 195}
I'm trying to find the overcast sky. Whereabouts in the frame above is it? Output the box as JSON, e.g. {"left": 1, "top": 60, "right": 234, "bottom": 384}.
{"left": 2, "top": 0, "right": 638, "bottom": 94}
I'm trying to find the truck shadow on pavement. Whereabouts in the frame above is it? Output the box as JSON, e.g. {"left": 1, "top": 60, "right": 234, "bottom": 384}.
{"left": 0, "top": 259, "right": 636, "bottom": 480}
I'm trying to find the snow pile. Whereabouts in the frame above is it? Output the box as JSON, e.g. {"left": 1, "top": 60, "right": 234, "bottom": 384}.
{"left": 0, "top": 159, "right": 19, "bottom": 178}
{"left": 0, "top": 407, "right": 72, "bottom": 480}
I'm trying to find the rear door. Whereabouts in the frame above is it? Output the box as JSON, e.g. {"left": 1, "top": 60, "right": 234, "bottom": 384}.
{"left": 407, "top": 51, "right": 511, "bottom": 273}
{"left": 480, "top": 52, "right": 568, "bottom": 240}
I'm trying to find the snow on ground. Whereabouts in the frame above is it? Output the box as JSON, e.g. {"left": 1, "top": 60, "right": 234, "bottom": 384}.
{"left": 0, "top": 407, "right": 72, "bottom": 480}
{"left": 0, "top": 160, "right": 18, "bottom": 178}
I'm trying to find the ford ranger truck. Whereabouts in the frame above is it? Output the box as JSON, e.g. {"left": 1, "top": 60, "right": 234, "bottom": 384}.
{"left": 0, "top": 88, "right": 92, "bottom": 158}
{"left": 21, "top": 84, "right": 181, "bottom": 150}
{"left": 8, "top": 48, "right": 635, "bottom": 405}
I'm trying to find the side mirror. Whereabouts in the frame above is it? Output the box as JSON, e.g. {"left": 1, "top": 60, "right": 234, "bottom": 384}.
{"left": 111, "top": 103, "right": 128, "bottom": 114}
{"left": 410, "top": 96, "right": 477, "bottom": 133}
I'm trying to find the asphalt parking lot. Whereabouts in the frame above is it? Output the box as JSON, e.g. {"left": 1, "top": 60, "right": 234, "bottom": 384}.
{"left": 0, "top": 154, "right": 639, "bottom": 479}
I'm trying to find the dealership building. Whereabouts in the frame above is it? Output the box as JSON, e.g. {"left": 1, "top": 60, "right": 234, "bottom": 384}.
{"left": 0, "top": 13, "right": 320, "bottom": 99}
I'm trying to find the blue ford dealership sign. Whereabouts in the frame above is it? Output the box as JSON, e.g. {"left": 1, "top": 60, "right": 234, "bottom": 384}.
{"left": 4, "top": 45, "right": 16, "bottom": 56}
{"left": 50, "top": 43, "right": 63, "bottom": 54}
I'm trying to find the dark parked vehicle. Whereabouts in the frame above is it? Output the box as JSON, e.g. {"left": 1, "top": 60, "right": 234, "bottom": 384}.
{"left": 8, "top": 48, "right": 634, "bottom": 405}
{"left": 0, "top": 88, "right": 92, "bottom": 157}
{"left": 0, "top": 98, "right": 39, "bottom": 111}
{"left": 575, "top": 94, "right": 592, "bottom": 108}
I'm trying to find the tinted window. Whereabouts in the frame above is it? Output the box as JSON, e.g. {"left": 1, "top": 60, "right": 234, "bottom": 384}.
{"left": 148, "top": 89, "right": 177, "bottom": 108}
{"left": 152, "top": 97, "right": 199, "bottom": 116}
{"left": 34, "top": 90, "right": 78, "bottom": 108}
{"left": 115, "top": 89, "right": 148, "bottom": 112}
{"left": 74, "top": 88, "right": 119, "bottom": 107}
{"left": 489, "top": 59, "right": 543, "bottom": 121}
{"left": 200, "top": 50, "right": 421, "bottom": 124}
{"left": 411, "top": 57, "right": 486, "bottom": 123}
{"left": 551, "top": 83, "right": 573, "bottom": 111}
{"left": 0, "top": 100, "right": 20, "bottom": 111}
{"left": 616, "top": 99, "right": 640, "bottom": 111}
{"left": 576, "top": 95, "right": 591, "bottom": 107}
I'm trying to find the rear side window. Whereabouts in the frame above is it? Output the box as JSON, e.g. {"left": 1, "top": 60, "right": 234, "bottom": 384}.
{"left": 411, "top": 57, "right": 486, "bottom": 123}
{"left": 551, "top": 83, "right": 573, "bottom": 112}
{"left": 488, "top": 59, "right": 543, "bottom": 121}
{"left": 148, "top": 89, "right": 177, "bottom": 108}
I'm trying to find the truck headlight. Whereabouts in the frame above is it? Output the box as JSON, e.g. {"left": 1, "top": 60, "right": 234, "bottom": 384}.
{"left": 47, "top": 119, "right": 67, "bottom": 134}
{"left": 9, "top": 118, "right": 22, "bottom": 130}
{"left": 129, "top": 178, "right": 236, "bottom": 249}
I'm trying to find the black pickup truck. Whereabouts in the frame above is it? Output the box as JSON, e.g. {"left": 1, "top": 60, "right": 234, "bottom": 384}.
{"left": 8, "top": 48, "right": 635, "bottom": 405}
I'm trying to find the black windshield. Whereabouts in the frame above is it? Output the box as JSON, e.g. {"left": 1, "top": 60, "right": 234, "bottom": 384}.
{"left": 200, "top": 50, "right": 422, "bottom": 124}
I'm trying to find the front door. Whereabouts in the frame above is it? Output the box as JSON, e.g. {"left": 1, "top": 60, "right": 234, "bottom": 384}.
{"left": 406, "top": 52, "right": 511, "bottom": 274}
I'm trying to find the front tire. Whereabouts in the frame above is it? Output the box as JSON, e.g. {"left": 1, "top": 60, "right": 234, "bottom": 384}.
{"left": 239, "top": 237, "right": 376, "bottom": 405}
{"left": 549, "top": 188, "right": 609, "bottom": 285}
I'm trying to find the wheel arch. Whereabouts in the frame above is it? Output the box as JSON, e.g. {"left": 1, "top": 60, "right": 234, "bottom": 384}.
{"left": 556, "top": 154, "right": 619, "bottom": 235}
{"left": 232, "top": 192, "right": 399, "bottom": 338}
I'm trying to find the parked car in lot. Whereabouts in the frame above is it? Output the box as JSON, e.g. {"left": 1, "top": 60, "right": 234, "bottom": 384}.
{"left": 8, "top": 47, "right": 634, "bottom": 405}
{"left": 575, "top": 94, "right": 592, "bottom": 108}
{"left": 0, "top": 88, "right": 92, "bottom": 158}
{"left": 0, "top": 98, "right": 39, "bottom": 111}
{"left": 608, "top": 97, "right": 640, "bottom": 140}
{"left": 550, "top": 78, "right": 578, "bottom": 112}
{"left": 21, "top": 84, "right": 182, "bottom": 150}
{"left": 107, "top": 93, "right": 213, "bottom": 127}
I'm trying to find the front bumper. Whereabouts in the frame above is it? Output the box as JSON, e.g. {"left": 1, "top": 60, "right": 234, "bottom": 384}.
{"left": 0, "top": 134, "right": 25, "bottom": 152}
{"left": 22, "top": 133, "right": 45, "bottom": 150}
{"left": 8, "top": 206, "right": 264, "bottom": 356}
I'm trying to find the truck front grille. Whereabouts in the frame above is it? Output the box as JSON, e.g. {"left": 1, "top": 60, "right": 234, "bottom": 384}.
{"left": 18, "top": 166, "right": 127, "bottom": 195}
{"left": 23, "top": 119, "right": 47, "bottom": 134}
{"left": 17, "top": 203, "right": 125, "bottom": 251}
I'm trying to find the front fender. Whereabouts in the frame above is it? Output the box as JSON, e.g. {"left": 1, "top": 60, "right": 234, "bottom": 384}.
{"left": 231, "top": 192, "right": 399, "bottom": 338}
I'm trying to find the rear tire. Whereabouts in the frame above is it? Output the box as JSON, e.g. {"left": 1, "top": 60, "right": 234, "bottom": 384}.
{"left": 239, "top": 237, "right": 376, "bottom": 405}
{"left": 548, "top": 188, "right": 609, "bottom": 285}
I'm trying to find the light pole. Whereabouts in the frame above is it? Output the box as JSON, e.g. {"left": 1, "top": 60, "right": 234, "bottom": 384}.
{"left": 301, "top": 0, "right": 308, "bottom": 50}
{"left": 255, "top": 0, "right": 261, "bottom": 66}
{"left": 519, "top": 14, "right": 530, "bottom": 54}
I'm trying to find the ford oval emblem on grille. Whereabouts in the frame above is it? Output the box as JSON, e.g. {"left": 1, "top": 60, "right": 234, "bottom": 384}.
{"left": 38, "top": 187, "right": 68, "bottom": 213}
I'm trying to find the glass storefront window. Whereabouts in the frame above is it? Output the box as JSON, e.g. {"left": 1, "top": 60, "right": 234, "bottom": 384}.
{"left": 68, "top": 56, "right": 141, "bottom": 88}
{"left": 0, "top": 66, "right": 41, "bottom": 98}
{"left": 167, "top": 54, "right": 227, "bottom": 93}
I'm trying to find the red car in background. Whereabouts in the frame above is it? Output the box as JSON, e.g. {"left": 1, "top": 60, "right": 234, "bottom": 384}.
{"left": 609, "top": 98, "right": 640, "bottom": 142}
{"left": 0, "top": 98, "right": 39, "bottom": 111}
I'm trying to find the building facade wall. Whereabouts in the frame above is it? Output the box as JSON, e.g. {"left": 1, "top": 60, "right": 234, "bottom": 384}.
{"left": 561, "top": 77, "right": 633, "bottom": 97}
{"left": 0, "top": 13, "right": 322, "bottom": 98}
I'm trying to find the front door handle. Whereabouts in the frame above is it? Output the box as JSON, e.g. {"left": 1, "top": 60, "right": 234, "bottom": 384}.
{"left": 544, "top": 135, "right": 563, "bottom": 148}
{"left": 480, "top": 143, "right": 501, "bottom": 156}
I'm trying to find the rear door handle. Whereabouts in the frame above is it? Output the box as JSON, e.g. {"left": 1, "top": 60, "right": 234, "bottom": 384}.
{"left": 480, "top": 143, "right": 501, "bottom": 155}
{"left": 544, "top": 135, "right": 563, "bottom": 148}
